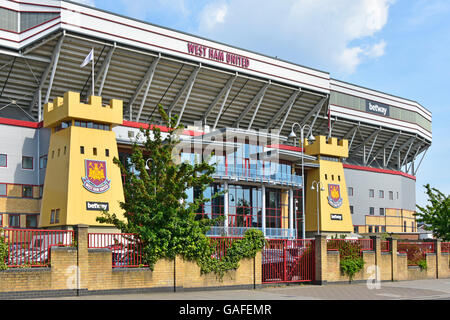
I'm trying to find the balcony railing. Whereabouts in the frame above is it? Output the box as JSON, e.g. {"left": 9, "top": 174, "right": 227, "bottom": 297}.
{"left": 207, "top": 226, "right": 297, "bottom": 239}
{"left": 211, "top": 165, "right": 302, "bottom": 187}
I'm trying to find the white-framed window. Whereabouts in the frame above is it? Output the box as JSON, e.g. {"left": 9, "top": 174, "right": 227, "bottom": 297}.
{"left": 379, "top": 190, "right": 384, "bottom": 198}
{"left": 369, "top": 189, "right": 374, "bottom": 198}
{"left": 389, "top": 191, "right": 393, "bottom": 200}
{"left": 348, "top": 187, "right": 353, "bottom": 197}
{"left": 39, "top": 155, "right": 47, "bottom": 169}
{"left": 22, "top": 156, "right": 33, "bottom": 170}
{"left": 369, "top": 207, "right": 375, "bottom": 215}
{"left": 0, "top": 154, "right": 6, "bottom": 167}
{"left": 0, "top": 183, "right": 6, "bottom": 196}
{"left": 379, "top": 208, "right": 385, "bottom": 216}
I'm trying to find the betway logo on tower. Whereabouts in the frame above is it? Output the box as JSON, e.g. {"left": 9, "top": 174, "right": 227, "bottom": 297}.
{"left": 187, "top": 42, "right": 250, "bottom": 69}
{"left": 366, "top": 100, "right": 390, "bottom": 117}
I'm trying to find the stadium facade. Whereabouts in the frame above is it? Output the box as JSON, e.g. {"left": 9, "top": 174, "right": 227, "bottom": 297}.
{"left": 0, "top": 0, "right": 432, "bottom": 238}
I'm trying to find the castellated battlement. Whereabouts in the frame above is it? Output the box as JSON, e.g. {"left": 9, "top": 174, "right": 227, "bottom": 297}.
{"left": 43, "top": 91, "right": 123, "bottom": 128}
{"left": 304, "top": 135, "right": 348, "bottom": 158}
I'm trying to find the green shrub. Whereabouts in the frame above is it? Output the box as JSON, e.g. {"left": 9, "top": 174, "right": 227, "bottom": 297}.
{"left": 0, "top": 228, "right": 8, "bottom": 271}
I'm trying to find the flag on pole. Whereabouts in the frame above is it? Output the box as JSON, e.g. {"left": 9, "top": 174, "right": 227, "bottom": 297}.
{"left": 80, "top": 49, "right": 94, "bottom": 68}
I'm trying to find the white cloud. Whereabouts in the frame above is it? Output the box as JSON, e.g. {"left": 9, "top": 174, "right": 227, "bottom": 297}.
{"left": 196, "top": 0, "right": 395, "bottom": 75}
{"left": 199, "top": 2, "right": 228, "bottom": 29}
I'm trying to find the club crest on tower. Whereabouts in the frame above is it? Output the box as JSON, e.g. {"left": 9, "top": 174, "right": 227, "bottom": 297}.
{"left": 327, "top": 184, "right": 343, "bottom": 208}
{"left": 82, "top": 160, "right": 111, "bottom": 193}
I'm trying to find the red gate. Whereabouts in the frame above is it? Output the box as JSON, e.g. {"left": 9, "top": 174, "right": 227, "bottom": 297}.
{"left": 262, "top": 239, "right": 315, "bottom": 283}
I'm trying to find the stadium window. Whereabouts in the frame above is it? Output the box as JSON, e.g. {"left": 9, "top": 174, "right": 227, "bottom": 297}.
{"left": 397, "top": 192, "right": 399, "bottom": 199}
{"left": 22, "top": 185, "right": 33, "bottom": 198}
{"left": 50, "top": 210, "right": 55, "bottom": 224}
{"left": 57, "top": 149, "right": 60, "bottom": 157}
{"left": 39, "top": 185, "right": 43, "bottom": 198}
{"left": 369, "top": 189, "right": 374, "bottom": 198}
{"left": 350, "top": 205, "right": 354, "bottom": 214}
{"left": 39, "top": 155, "right": 47, "bottom": 169}
{"left": 0, "top": 154, "right": 6, "bottom": 167}
{"left": 389, "top": 191, "right": 393, "bottom": 200}
{"left": 338, "top": 175, "right": 341, "bottom": 181}
{"left": 325, "top": 174, "right": 328, "bottom": 180}
{"left": 353, "top": 226, "right": 358, "bottom": 233}
{"left": 93, "top": 147, "right": 97, "bottom": 156}
{"left": 369, "top": 207, "right": 375, "bottom": 215}
{"left": 9, "top": 214, "right": 20, "bottom": 228}
{"left": 379, "top": 208, "right": 385, "bottom": 216}
{"left": 22, "top": 156, "right": 33, "bottom": 170}
{"left": 331, "top": 175, "right": 334, "bottom": 181}
{"left": 105, "top": 149, "right": 109, "bottom": 157}
{"left": 26, "top": 215, "right": 37, "bottom": 228}
{"left": 381, "top": 226, "right": 386, "bottom": 233}
{"left": 348, "top": 187, "right": 353, "bottom": 197}
{"left": 55, "top": 209, "right": 60, "bottom": 223}
{"left": 64, "top": 146, "right": 66, "bottom": 155}
{"left": 80, "top": 146, "right": 85, "bottom": 154}
{"left": 368, "top": 226, "right": 373, "bottom": 233}
{"left": 379, "top": 190, "right": 384, "bottom": 198}
{"left": 0, "top": 214, "right": 2, "bottom": 226}
{"left": 0, "top": 183, "right": 6, "bottom": 196}
{"left": 52, "top": 150, "right": 54, "bottom": 159}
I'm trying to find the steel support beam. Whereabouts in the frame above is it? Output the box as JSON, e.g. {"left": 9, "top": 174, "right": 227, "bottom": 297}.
{"left": 90, "top": 43, "right": 116, "bottom": 97}
{"left": 128, "top": 55, "right": 162, "bottom": 121}
{"left": 265, "top": 89, "right": 301, "bottom": 129}
{"left": 350, "top": 128, "right": 380, "bottom": 158}
{"left": 298, "top": 97, "right": 327, "bottom": 128}
{"left": 233, "top": 81, "right": 270, "bottom": 128}
{"left": 175, "top": 67, "right": 199, "bottom": 127}
{"left": 368, "top": 133, "right": 400, "bottom": 166}
{"left": 307, "top": 96, "right": 328, "bottom": 137}
{"left": 202, "top": 74, "right": 237, "bottom": 124}
{"left": 413, "top": 146, "right": 429, "bottom": 176}
{"left": 247, "top": 88, "right": 267, "bottom": 130}
{"left": 135, "top": 55, "right": 160, "bottom": 123}
{"left": 364, "top": 129, "right": 380, "bottom": 165}
{"left": 29, "top": 33, "right": 65, "bottom": 112}
{"left": 168, "top": 66, "right": 201, "bottom": 117}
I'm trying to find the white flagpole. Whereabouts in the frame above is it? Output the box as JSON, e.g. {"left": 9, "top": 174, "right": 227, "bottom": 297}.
{"left": 91, "top": 48, "right": 95, "bottom": 96}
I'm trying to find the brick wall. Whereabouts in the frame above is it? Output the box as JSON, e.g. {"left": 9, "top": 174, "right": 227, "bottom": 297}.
{"left": 0, "top": 225, "right": 260, "bottom": 298}
{"left": 314, "top": 235, "right": 448, "bottom": 284}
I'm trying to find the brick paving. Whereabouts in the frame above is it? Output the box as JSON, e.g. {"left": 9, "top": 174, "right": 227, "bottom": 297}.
{"left": 31, "top": 278, "right": 450, "bottom": 300}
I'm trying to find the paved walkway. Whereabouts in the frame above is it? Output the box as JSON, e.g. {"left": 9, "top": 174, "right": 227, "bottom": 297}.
{"left": 34, "top": 279, "right": 450, "bottom": 300}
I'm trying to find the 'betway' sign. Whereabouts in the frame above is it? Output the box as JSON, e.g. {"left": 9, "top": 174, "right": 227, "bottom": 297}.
{"left": 187, "top": 42, "right": 250, "bottom": 69}
{"left": 366, "top": 100, "right": 390, "bottom": 117}
{"left": 86, "top": 201, "right": 109, "bottom": 211}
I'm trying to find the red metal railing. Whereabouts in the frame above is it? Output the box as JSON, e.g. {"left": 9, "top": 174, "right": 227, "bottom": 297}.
{"left": 397, "top": 241, "right": 435, "bottom": 266}
{"left": 88, "top": 233, "right": 146, "bottom": 268}
{"left": 262, "top": 239, "right": 315, "bottom": 284}
{"left": 381, "top": 240, "right": 390, "bottom": 252}
{"left": 442, "top": 242, "right": 450, "bottom": 253}
{"left": 327, "top": 239, "right": 373, "bottom": 257}
{"left": 208, "top": 236, "right": 242, "bottom": 260}
{"left": 2, "top": 228, "right": 74, "bottom": 267}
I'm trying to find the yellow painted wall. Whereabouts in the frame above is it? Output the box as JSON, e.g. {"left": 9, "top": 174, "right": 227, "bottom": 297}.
{"left": 304, "top": 136, "right": 353, "bottom": 234}
{"left": 40, "top": 92, "right": 125, "bottom": 228}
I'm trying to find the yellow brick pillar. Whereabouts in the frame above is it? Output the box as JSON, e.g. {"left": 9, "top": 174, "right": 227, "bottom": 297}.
{"left": 75, "top": 224, "right": 89, "bottom": 295}
{"left": 314, "top": 234, "right": 328, "bottom": 285}
{"left": 390, "top": 238, "right": 398, "bottom": 281}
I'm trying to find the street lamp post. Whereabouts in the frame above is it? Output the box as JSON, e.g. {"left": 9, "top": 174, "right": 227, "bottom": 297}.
{"left": 311, "top": 180, "right": 324, "bottom": 235}
{"left": 289, "top": 123, "right": 315, "bottom": 239}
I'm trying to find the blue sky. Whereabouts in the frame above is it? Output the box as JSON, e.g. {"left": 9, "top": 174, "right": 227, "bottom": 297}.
{"left": 75, "top": 0, "right": 450, "bottom": 207}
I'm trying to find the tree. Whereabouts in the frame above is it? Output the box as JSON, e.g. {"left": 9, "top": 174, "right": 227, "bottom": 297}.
{"left": 97, "top": 105, "right": 265, "bottom": 275}
{"left": 415, "top": 184, "right": 450, "bottom": 241}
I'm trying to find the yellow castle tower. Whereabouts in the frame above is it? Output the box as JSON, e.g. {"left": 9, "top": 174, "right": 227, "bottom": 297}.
{"left": 39, "top": 92, "right": 125, "bottom": 230}
{"left": 304, "top": 136, "right": 353, "bottom": 237}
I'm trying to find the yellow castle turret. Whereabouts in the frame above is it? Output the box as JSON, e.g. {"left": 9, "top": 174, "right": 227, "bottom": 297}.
{"left": 304, "top": 136, "right": 353, "bottom": 237}
{"left": 39, "top": 91, "right": 125, "bottom": 230}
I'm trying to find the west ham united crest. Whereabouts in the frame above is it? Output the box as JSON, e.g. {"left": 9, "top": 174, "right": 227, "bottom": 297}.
{"left": 82, "top": 160, "right": 111, "bottom": 193}
{"left": 327, "top": 184, "right": 343, "bottom": 208}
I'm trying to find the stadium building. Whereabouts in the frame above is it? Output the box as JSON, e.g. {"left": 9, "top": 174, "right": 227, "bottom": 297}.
{"left": 0, "top": 0, "right": 432, "bottom": 238}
